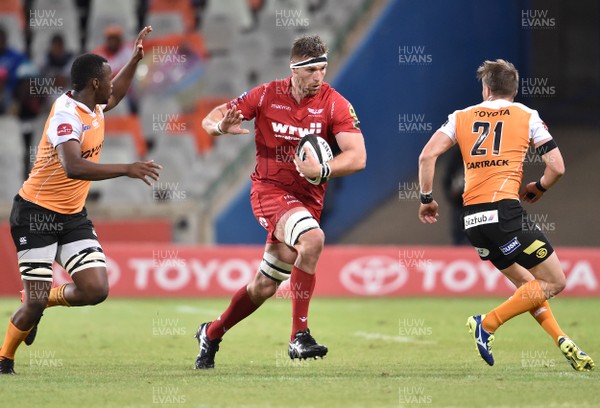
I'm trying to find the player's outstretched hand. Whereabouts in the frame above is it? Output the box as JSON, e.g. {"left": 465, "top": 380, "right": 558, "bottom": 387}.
{"left": 419, "top": 201, "right": 439, "bottom": 224}
{"left": 127, "top": 160, "right": 162, "bottom": 186}
{"left": 294, "top": 145, "right": 321, "bottom": 179}
{"left": 220, "top": 107, "right": 249, "bottom": 134}
{"left": 520, "top": 182, "right": 544, "bottom": 203}
{"left": 132, "top": 26, "right": 152, "bottom": 62}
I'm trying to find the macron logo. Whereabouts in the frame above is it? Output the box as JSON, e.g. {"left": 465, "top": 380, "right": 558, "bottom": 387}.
{"left": 271, "top": 103, "right": 291, "bottom": 111}
{"left": 19, "top": 236, "right": 27, "bottom": 245}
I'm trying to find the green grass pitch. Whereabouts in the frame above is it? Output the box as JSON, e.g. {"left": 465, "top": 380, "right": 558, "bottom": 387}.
{"left": 1, "top": 297, "right": 598, "bottom": 407}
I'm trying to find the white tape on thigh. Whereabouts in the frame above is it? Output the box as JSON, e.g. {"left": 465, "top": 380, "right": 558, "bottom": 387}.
{"left": 58, "top": 239, "right": 106, "bottom": 275}
{"left": 284, "top": 210, "right": 320, "bottom": 247}
{"left": 259, "top": 252, "right": 293, "bottom": 282}
{"left": 18, "top": 244, "right": 56, "bottom": 282}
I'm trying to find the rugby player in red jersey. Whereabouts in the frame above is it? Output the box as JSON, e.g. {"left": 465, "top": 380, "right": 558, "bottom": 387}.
{"left": 194, "top": 35, "right": 366, "bottom": 368}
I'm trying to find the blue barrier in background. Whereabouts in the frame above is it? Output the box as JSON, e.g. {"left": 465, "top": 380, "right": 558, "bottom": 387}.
{"left": 216, "top": 0, "right": 525, "bottom": 244}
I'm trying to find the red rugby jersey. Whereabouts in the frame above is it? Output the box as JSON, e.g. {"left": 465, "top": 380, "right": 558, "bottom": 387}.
{"left": 228, "top": 77, "right": 361, "bottom": 208}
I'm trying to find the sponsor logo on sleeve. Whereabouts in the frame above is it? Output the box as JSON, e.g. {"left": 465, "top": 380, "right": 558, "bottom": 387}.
{"left": 499, "top": 237, "right": 521, "bottom": 255}
{"left": 349, "top": 104, "right": 360, "bottom": 129}
{"left": 57, "top": 123, "right": 73, "bottom": 136}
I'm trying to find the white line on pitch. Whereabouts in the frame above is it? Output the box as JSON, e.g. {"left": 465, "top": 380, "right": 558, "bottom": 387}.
{"left": 353, "top": 331, "right": 437, "bottom": 344}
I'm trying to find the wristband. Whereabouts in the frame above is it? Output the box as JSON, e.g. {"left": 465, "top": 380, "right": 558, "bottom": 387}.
{"left": 215, "top": 120, "right": 226, "bottom": 135}
{"left": 535, "top": 180, "right": 547, "bottom": 192}
{"left": 320, "top": 163, "right": 331, "bottom": 182}
{"left": 420, "top": 192, "right": 433, "bottom": 204}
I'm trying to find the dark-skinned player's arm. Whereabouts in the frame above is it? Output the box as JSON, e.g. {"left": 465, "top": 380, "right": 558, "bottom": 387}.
{"left": 418, "top": 130, "right": 455, "bottom": 224}
{"left": 520, "top": 139, "right": 565, "bottom": 203}
{"left": 56, "top": 140, "right": 161, "bottom": 186}
{"left": 202, "top": 103, "right": 249, "bottom": 136}
{"left": 104, "top": 26, "right": 152, "bottom": 112}
{"left": 294, "top": 132, "right": 366, "bottom": 180}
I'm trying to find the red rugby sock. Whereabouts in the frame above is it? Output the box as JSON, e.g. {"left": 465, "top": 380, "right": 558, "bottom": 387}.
{"left": 290, "top": 266, "right": 316, "bottom": 340}
{"left": 207, "top": 286, "right": 258, "bottom": 340}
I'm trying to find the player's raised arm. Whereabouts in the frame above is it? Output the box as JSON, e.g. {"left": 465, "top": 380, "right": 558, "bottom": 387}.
{"left": 56, "top": 139, "right": 161, "bottom": 185}
{"left": 520, "top": 140, "right": 565, "bottom": 203}
{"left": 418, "top": 130, "right": 455, "bottom": 223}
{"left": 104, "top": 26, "right": 152, "bottom": 112}
{"left": 202, "top": 103, "right": 249, "bottom": 137}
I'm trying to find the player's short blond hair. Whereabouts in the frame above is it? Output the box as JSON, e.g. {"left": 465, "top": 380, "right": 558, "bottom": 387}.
{"left": 476, "top": 59, "right": 519, "bottom": 97}
{"left": 290, "top": 35, "right": 328, "bottom": 61}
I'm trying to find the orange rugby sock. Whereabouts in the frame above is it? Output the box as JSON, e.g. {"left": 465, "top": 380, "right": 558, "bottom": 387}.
{"left": 483, "top": 280, "right": 547, "bottom": 333}
{"left": 0, "top": 320, "right": 31, "bottom": 360}
{"left": 46, "top": 283, "right": 71, "bottom": 307}
{"left": 530, "top": 301, "right": 566, "bottom": 346}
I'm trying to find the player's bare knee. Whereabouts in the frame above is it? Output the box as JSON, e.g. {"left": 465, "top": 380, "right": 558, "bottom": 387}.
{"left": 248, "top": 276, "right": 278, "bottom": 301}
{"left": 296, "top": 228, "right": 325, "bottom": 258}
{"left": 551, "top": 276, "right": 566, "bottom": 296}
{"left": 257, "top": 279, "right": 278, "bottom": 299}
{"left": 87, "top": 284, "right": 109, "bottom": 305}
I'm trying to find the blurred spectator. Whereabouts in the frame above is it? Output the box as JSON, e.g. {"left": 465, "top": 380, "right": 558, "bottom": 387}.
{"left": 93, "top": 25, "right": 131, "bottom": 76}
{"left": 39, "top": 34, "right": 74, "bottom": 91}
{"left": 246, "top": 0, "right": 264, "bottom": 30}
{"left": 0, "top": 66, "right": 10, "bottom": 113}
{"left": 0, "top": 25, "right": 27, "bottom": 96}
{"left": 12, "top": 63, "right": 46, "bottom": 180}
{"left": 307, "top": 0, "right": 326, "bottom": 14}
{"left": 442, "top": 145, "right": 469, "bottom": 245}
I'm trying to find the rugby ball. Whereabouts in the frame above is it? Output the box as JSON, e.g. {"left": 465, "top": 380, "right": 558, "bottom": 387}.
{"left": 296, "top": 134, "right": 333, "bottom": 185}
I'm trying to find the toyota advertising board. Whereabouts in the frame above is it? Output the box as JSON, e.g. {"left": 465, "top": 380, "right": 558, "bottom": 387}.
{"left": 1, "top": 243, "right": 598, "bottom": 297}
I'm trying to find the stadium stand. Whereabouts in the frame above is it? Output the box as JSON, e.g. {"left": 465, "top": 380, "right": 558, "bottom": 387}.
{"left": 0, "top": 0, "right": 377, "bottom": 243}
{"left": 0, "top": 116, "right": 24, "bottom": 201}
{"left": 30, "top": 0, "right": 80, "bottom": 61}
{"left": 0, "top": 0, "right": 25, "bottom": 53}
{"left": 201, "top": 13, "right": 240, "bottom": 57}
{"left": 86, "top": 0, "right": 137, "bottom": 50}
{"left": 148, "top": 0, "right": 196, "bottom": 33}
{"left": 104, "top": 115, "right": 147, "bottom": 157}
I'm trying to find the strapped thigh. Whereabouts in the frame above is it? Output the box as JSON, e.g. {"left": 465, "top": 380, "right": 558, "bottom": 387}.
{"left": 17, "top": 244, "right": 57, "bottom": 282}
{"left": 57, "top": 239, "right": 106, "bottom": 276}
{"left": 259, "top": 252, "right": 293, "bottom": 282}
{"left": 284, "top": 210, "right": 320, "bottom": 247}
